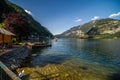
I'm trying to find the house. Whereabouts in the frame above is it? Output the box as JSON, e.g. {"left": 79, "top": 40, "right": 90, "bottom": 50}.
{"left": 0, "top": 28, "right": 15, "bottom": 48}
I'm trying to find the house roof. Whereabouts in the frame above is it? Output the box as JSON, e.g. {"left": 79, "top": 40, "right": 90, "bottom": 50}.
{"left": 0, "top": 28, "right": 15, "bottom": 36}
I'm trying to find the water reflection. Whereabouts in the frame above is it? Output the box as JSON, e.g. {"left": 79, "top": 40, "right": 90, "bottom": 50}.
{"left": 31, "top": 39, "right": 120, "bottom": 68}
{"left": 20, "top": 39, "right": 120, "bottom": 80}
{"left": 31, "top": 54, "right": 72, "bottom": 66}
{"left": 63, "top": 39, "right": 120, "bottom": 67}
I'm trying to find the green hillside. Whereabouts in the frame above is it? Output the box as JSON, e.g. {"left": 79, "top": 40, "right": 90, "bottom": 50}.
{"left": 59, "top": 18, "right": 120, "bottom": 39}
{"left": 0, "top": 0, "right": 53, "bottom": 39}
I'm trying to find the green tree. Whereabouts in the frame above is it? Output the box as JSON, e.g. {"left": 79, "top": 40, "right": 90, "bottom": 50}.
{"left": 0, "top": 23, "right": 4, "bottom": 28}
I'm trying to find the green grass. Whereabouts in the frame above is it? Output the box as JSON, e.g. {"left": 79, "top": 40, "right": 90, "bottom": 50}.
{"left": 92, "top": 32, "right": 120, "bottom": 39}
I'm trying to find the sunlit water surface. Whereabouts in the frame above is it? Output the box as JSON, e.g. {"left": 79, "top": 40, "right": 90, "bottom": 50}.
{"left": 19, "top": 39, "right": 120, "bottom": 80}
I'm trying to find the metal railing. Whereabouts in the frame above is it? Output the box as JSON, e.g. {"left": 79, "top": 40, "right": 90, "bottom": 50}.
{"left": 0, "top": 61, "right": 21, "bottom": 80}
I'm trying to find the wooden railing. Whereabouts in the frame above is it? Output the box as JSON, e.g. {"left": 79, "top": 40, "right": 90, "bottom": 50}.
{"left": 0, "top": 61, "right": 21, "bottom": 80}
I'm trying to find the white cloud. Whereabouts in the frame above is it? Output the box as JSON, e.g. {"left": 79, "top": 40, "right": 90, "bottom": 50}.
{"left": 8, "top": 0, "right": 14, "bottom": 3}
{"left": 109, "top": 12, "right": 120, "bottom": 18}
{"left": 75, "top": 18, "right": 82, "bottom": 22}
{"left": 24, "top": 9, "right": 32, "bottom": 15}
{"left": 91, "top": 16, "right": 100, "bottom": 21}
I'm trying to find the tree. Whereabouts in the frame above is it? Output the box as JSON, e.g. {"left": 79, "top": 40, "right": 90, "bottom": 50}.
{"left": 0, "top": 23, "right": 4, "bottom": 28}
{"left": 2, "top": 13, "right": 32, "bottom": 41}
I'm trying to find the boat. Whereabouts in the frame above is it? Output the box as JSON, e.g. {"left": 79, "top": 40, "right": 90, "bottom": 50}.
{"left": 54, "top": 37, "right": 58, "bottom": 42}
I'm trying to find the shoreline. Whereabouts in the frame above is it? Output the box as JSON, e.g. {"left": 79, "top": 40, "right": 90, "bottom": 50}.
{"left": 0, "top": 46, "right": 31, "bottom": 70}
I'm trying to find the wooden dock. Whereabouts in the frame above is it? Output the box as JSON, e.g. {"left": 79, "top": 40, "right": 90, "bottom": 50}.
{"left": 27, "top": 42, "right": 52, "bottom": 49}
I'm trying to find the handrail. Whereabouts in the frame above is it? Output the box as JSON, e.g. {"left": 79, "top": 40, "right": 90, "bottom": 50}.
{"left": 0, "top": 61, "right": 21, "bottom": 80}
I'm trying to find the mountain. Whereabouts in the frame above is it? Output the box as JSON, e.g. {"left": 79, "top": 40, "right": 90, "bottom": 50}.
{"left": 59, "top": 18, "right": 120, "bottom": 39}
{"left": 0, "top": 0, "right": 53, "bottom": 39}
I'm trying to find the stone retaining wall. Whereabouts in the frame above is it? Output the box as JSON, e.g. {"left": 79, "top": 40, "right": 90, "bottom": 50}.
{"left": 0, "top": 46, "right": 30, "bottom": 70}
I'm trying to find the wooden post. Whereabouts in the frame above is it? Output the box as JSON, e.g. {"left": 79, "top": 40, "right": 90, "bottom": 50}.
{"left": 2, "top": 34, "right": 4, "bottom": 46}
{"left": 11, "top": 35, "right": 12, "bottom": 48}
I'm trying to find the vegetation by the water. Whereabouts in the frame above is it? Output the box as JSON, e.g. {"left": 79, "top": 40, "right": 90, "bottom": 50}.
{"left": 90, "top": 32, "right": 120, "bottom": 39}
{"left": 0, "top": 0, "right": 53, "bottom": 41}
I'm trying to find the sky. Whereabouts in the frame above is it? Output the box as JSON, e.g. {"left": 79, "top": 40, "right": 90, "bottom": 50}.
{"left": 9, "top": 0, "right": 120, "bottom": 35}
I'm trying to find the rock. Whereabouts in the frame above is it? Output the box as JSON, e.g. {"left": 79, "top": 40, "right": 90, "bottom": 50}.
{"left": 0, "top": 46, "right": 30, "bottom": 70}
{"left": 64, "top": 73, "right": 70, "bottom": 77}
{"left": 32, "top": 54, "right": 37, "bottom": 57}
{"left": 51, "top": 73, "right": 60, "bottom": 78}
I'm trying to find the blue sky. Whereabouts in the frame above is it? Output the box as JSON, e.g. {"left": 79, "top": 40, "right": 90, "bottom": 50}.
{"left": 9, "top": 0, "right": 120, "bottom": 35}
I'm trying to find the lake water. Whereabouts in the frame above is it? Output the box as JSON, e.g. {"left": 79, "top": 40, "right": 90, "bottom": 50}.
{"left": 20, "top": 39, "right": 120, "bottom": 80}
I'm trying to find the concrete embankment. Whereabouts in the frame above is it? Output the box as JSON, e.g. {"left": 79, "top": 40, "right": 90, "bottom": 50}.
{"left": 0, "top": 46, "right": 30, "bottom": 70}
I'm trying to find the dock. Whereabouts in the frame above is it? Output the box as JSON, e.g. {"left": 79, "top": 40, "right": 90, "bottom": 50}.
{"left": 27, "top": 42, "right": 52, "bottom": 49}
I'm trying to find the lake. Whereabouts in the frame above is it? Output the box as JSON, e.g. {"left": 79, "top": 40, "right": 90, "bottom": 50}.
{"left": 20, "top": 39, "right": 120, "bottom": 80}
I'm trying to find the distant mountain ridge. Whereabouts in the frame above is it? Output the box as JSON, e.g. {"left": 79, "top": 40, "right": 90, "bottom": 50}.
{"left": 59, "top": 18, "right": 120, "bottom": 39}
{"left": 0, "top": 0, "right": 53, "bottom": 38}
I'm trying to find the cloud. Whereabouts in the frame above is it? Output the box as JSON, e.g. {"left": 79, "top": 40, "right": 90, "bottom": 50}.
{"left": 91, "top": 16, "right": 100, "bottom": 21}
{"left": 8, "top": 0, "right": 14, "bottom": 2}
{"left": 24, "top": 9, "right": 32, "bottom": 15}
{"left": 75, "top": 18, "right": 82, "bottom": 22}
{"left": 109, "top": 12, "right": 120, "bottom": 18}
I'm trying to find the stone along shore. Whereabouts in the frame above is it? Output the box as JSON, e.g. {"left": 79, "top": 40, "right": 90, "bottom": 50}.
{"left": 0, "top": 46, "right": 30, "bottom": 70}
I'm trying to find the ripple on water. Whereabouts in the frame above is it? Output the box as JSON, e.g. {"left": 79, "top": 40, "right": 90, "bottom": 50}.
{"left": 17, "top": 39, "right": 120, "bottom": 80}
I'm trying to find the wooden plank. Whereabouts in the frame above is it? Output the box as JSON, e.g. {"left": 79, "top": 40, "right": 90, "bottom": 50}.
{"left": 0, "top": 61, "right": 21, "bottom": 80}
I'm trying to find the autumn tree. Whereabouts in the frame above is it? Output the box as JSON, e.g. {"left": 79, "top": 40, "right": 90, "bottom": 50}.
{"left": 2, "top": 13, "right": 32, "bottom": 41}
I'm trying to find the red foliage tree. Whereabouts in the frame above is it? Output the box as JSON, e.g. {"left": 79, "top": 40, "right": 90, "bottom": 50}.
{"left": 2, "top": 13, "right": 32, "bottom": 41}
